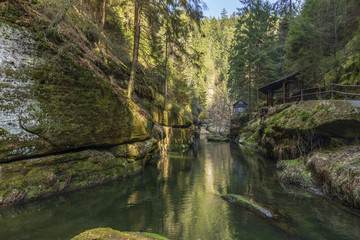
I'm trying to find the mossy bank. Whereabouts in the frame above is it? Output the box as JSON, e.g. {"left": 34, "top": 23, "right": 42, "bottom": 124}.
{"left": 234, "top": 100, "right": 360, "bottom": 208}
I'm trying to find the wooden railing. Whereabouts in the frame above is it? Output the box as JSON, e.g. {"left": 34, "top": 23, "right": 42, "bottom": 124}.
{"left": 287, "top": 83, "right": 360, "bottom": 102}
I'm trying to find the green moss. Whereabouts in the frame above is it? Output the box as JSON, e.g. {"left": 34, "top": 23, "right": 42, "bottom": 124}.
{"left": 207, "top": 134, "right": 229, "bottom": 142}
{"left": 71, "top": 228, "right": 169, "bottom": 240}
{"left": 142, "top": 232, "right": 170, "bottom": 240}
{"left": 221, "top": 194, "right": 273, "bottom": 218}
{"left": 277, "top": 159, "right": 315, "bottom": 187}
{"left": 1, "top": 4, "right": 22, "bottom": 22}
{"left": 0, "top": 143, "right": 159, "bottom": 206}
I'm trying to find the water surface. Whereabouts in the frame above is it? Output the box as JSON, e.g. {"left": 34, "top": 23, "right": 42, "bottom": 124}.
{"left": 1, "top": 140, "right": 360, "bottom": 239}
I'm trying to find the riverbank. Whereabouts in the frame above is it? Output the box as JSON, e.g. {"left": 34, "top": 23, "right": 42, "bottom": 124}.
{"left": 233, "top": 100, "right": 360, "bottom": 208}
{"left": 1, "top": 139, "right": 360, "bottom": 240}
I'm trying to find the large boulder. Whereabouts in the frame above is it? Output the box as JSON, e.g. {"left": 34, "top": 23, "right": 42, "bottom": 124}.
{"left": 0, "top": 139, "right": 159, "bottom": 205}
{"left": 0, "top": 22, "right": 153, "bottom": 162}
{"left": 0, "top": 21, "right": 162, "bottom": 206}
{"left": 238, "top": 101, "right": 360, "bottom": 160}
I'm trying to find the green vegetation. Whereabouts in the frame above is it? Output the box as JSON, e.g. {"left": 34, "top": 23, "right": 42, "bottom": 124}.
{"left": 277, "top": 159, "right": 315, "bottom": 187}
{"left": 71, "top": 228, "right": 169, "bottom": 240}
{"left": 307, "top": 146, "right": 360, "bottom": 208}
{"left": 228, "top": 0, "right": 360, "bottom": 110}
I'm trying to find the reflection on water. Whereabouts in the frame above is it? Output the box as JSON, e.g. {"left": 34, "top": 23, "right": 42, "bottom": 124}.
{"left": 0, "top": 140, "right": 360, "bottom": 240}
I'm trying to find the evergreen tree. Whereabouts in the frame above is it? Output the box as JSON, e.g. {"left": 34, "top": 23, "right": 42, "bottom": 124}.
{"left": 229, "top": 0, "right": 278, "bottom": 111}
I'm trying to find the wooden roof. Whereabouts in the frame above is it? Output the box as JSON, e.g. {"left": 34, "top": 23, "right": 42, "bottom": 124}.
{"left": 258, "top": 71, "right": 299, "bottom": 94}
{"left": 233, "top": 100, "right": 248, "bottom": 107}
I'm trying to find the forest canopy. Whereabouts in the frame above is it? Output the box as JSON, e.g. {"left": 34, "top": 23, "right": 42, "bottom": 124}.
{"left": 3, "top": 0, "right": 360, "bottom": 124}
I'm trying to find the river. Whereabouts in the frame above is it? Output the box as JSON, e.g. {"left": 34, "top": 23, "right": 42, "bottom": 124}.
{"left": 0, "top": 139, "right": 360, "bottom": 239}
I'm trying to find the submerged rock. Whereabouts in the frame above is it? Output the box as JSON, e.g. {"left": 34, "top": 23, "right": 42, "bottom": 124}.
{"left": 206, "top": 134, "right": 229, "bottom": 142}
{"left": 71, "top": 228, "right": 169, "bottom": 240}
{"left": 221, "top": 194, "right": 273, "bottom": 218}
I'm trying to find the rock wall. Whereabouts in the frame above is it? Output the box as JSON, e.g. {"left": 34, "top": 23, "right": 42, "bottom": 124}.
{"left": 0, "top": 23, "right": 154, "bottom": 163}
{"left": 0, "top": 20, "right": 195, "bottom": 206}
{"left": 142, "top": 96, "right": 196, "bottom": 151}
{"left": 238, "top": 101, "right": 360, "bottom": 159}
{"left": 0, "top": 22, "right": 163, "bottom": 206}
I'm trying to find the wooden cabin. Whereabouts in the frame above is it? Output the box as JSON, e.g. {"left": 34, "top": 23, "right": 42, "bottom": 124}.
{"left": 258, "top": 72, "right": 303, "bottom": 106}
{"left": 233, "top": 100, "right": 248, "bottom": 115}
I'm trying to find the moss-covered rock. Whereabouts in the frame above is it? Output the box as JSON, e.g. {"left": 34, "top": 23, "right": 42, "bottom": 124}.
{"left": 0, "top": 3, "right": 188, "bottom": 207}
{"left": 164, "top": 126, "right": 195, "bottom": 151}
{"left": 229, "top": 113, "right": 250, "bottom": 140}
{"left": 71, "top": 228, "right": 169, "bottom": 240}
{"left": 277, "top": 159, "right": 315, "bottom": 187}
{"left": 238, "top": 101, "right": 360, "bottom": 160}
{"left": 237, "top": 101, "right": 360, "bottom": 208}
{"left": 221, "top": 194, "right": 273, "bottom": 218}
{"left": 152, "top": 100, "right": 192, "bottom": 128}
{"left": 0, "top": 143, "right": 155, "bottom": 205}
{"left": 0, "top": 22, "right": 154, "bottom": 162}
{"left": 206, "top": 134, "right": 229, "bottom": 142}
{"left": 110, "top": 139, "right": 158, "bottom": 161}
{"left": 306, "top": 146, "right": 360, "bottom": 208}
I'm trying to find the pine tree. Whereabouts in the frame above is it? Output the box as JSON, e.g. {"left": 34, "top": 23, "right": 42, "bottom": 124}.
{"left": 229, "top": 0, "right": 278, "bottom": 111}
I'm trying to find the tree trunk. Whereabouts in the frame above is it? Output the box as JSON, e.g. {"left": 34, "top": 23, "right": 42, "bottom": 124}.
{"left": 128, "top": 2, "right": 142, "bottom": 98}
{"left": 101, "top": 0, "right": 106, "bottom": 29}
{"left": 164, "top": 35, "right": 169, "bottom": 108}
{"left": 289, "top": 0, "right": 292, "bottom": 28}
{"left": 248, "top": 66, "right": 252, "bottom": 120}
{"left": 333, "top": 0, "right": 337, "bottom": 59}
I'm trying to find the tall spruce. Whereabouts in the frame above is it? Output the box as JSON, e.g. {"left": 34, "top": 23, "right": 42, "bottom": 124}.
{"left": 228, "top": 0, "right": 278, "bottom": 111}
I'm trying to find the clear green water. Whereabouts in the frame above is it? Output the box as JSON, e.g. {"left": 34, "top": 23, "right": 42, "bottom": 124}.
{"left": 1, "top": 140, "right": 360, "bottom": 240}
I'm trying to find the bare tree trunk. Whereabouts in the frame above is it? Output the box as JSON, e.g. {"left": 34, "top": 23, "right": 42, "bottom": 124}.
{"left": 128, "top": 2, "right": 142, "bottom": 98}
{"left": 164, "top": 35, "right": 169, "bottom": 108}
{"left": 101, "top": 0, "right": 106, "bottom": 29}
{"left": 333, "top": 0, "right": 337, "bottom": 59}
{"left": 289, "top": 0, "right": 292, "bottom": 28}
{"left": 248, "top": 66, "right": 252, "bottom": 120}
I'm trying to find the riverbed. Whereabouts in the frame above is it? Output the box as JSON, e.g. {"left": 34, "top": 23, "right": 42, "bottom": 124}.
{"left": 0, "top": 140, "right": 360, "bottom": 239}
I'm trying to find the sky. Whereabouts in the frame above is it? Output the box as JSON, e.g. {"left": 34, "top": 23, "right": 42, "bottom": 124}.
{"left": 203, "top": 0, "right": 278, "bottom": 18}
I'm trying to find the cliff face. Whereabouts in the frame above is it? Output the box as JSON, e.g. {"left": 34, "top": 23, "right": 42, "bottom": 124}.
{"left": 0, "top": 3, "right": 194, "bottom": 205}
{"left": 0, "top": 22, "right": 160, "bottom": 205}
{"left": 234, "top": 100, "right": 360, "bottom": 208}
{"left": 238, "top": 101, "right": 360, "bottom": 160}
{"left": 0, "top": 24, "right": 155, "bottom": 162}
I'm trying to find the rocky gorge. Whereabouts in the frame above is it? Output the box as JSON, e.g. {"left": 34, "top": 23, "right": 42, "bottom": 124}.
{"left": 0, "top": 8, "right": 195, "bottom": 206}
